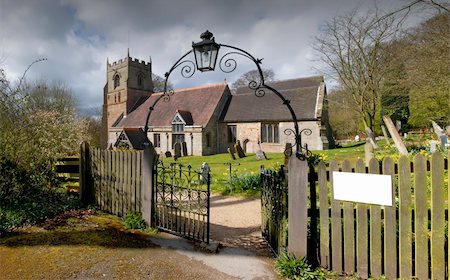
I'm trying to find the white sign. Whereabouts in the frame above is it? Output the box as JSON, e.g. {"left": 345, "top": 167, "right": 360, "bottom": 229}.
{"left": 332, "top": 172, "right": 393, "bottom": 206}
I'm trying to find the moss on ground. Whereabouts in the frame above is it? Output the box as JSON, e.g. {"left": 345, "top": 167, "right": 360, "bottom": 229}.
{"left": 0, "top": 209, "right": 160, "bottom": 279}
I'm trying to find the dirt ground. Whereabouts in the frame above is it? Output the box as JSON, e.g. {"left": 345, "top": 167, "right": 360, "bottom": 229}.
{"left": 0, "top": 195, "right": 277, "bottom": 280}
{"left": 209, "top": 194, "right": 273, "bottom": 257}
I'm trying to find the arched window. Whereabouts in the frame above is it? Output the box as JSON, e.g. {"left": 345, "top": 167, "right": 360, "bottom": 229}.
{"left": 137, "top": 73, "right": 144, "bottom": 87}
{"left": 114, "top": 74, "right": 120, "bottom": 88}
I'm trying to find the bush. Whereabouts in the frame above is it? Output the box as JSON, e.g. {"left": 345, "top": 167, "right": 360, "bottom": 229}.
{"left": 0, "top": 155, "right": 80, "bottom": 234}
{"left": 123, "top": 211, "right": 147, "bottom": 230}
{"left": 274, "top": 253, "right": 326, "bottom": 280}
{"left": 231, "top": 173, "right": 260, "bottom": 192}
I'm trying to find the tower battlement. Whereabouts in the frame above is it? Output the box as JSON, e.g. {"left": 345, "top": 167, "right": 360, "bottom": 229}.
{"left": 108, "top": 56, "right": 150, "bottom": 67}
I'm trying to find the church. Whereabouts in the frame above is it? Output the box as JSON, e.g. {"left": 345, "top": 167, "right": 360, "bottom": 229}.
{"left": 101, "top": 54, "right": 334, "bottom": 155}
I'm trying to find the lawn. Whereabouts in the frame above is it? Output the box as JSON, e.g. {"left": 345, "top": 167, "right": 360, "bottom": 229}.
{"left": 161, "top": 141, "right": 366, "bottom": 195}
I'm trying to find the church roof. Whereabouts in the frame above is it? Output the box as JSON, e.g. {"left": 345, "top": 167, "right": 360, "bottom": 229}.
{"left": 118, "top": 82, "right": 229, "bottom": 128}
{"left": 221, "top": 76, "right": 325, "bottom": 122}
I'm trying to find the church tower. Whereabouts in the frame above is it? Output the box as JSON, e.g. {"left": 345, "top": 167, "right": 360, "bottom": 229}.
{"left": 101, "top": 52, "right": 153, "bottom": 148}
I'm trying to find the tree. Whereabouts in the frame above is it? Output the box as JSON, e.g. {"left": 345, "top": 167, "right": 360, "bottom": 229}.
{"left": 327, "top": 89, "right": 361, "bottom": 140}
{"left": 152, "top": 73, "right": 173, "bottom": 93}
{"left": 0, "top": 68, "right": 88, "bottom": 167}
{"left": 401, "top": 13, "right": 450, "bottom": 128}
{"left": 313, "top": 8, "right": 406, "bottom": 146}
{"left": 231, "top": 68, "right": 275, "bottom": 91}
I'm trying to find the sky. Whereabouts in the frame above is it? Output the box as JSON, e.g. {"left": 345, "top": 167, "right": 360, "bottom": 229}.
{"left": 0, "top": 0, "right": 428, "bottom": 114}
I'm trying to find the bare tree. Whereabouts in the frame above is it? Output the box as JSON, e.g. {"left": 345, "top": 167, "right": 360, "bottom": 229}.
{"left": 313, "top": 8, "right": 406, "bottom": 147}
{"left": 231, "top": 68, "right": 275, "bottom": 92}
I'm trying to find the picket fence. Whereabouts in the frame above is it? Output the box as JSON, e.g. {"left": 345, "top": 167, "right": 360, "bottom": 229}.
{"left": 310, "top": 153, "right": 449, "bottom": 279}
{"left": 80, "top": 143, "right": 144, "bottom": 217}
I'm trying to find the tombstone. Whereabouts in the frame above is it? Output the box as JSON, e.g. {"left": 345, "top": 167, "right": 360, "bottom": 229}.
{"left": 200, "top": 162, "right": 210, "bottom": 184}
{"left": 439, "top": 135, "right": 448, "bottom": 149}
{"left": 255, "top": 140, "right": 267, "bottom": 160}
{"left": 256, "top": 150, "right": 267, "bottom": 160}
{"left": 380, "top": 125, "right": 391, "bottom": 145}
{"left": 396, "top": 120, "right": 402, "bottom": 132}
{"left": 181, "top": 141, "right": 188, "bottom": 157}
{"left": 174, "top": 142, "right": 181, "bottom": 160}
{"left": 165, "top": 151, "right": 172, "bottom": 158}
{"left": 354, "top": 135, "right": 360, "bottom": 142}
{"left": 383, "top": 116, "right": 408, "bottom": 155}
{"left": 235, "top": 143, "right": 246, "bottom": 158}
{"left": 227, "top": 147, "right": 236, "bottom": 160}
{"left": 430, "top": 140, "right": 437, "bottom": 153}
{"left": 364, "top": 142, "right": 374, "bottom": 165}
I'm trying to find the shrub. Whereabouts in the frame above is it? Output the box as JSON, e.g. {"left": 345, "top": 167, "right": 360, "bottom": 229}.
{"left": 231, "top": 173, "right": 260, "bottom": 192}
{"left": 123, "top": 211, "right": 147, "bottom": 230}
{"left": 274, "top": 253, "right": 326, "bottom": 280}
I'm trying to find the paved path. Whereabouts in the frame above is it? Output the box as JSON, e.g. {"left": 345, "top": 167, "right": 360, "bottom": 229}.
{"left": 148, "top": 194, "right": 277, "bottom": 279}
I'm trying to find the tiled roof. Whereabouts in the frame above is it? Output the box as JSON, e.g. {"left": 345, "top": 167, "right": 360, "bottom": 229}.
{"left": 124, "top": 129, "right": 147, "bottom": 150}
{"left": 222, "top": 76, "right": 324, "bottom": 122}
{"left": 118, "top": 82, "right": 228, "bottom": 128}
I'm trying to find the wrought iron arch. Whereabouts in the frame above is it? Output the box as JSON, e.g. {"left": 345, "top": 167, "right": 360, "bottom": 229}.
{"left": 143, "top": 32, "right": 311, "bottom": 160}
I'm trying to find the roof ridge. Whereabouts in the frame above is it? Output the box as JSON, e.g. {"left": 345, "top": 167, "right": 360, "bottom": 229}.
{"left": 152, "top": 82, "right": 227, "bottom": 95}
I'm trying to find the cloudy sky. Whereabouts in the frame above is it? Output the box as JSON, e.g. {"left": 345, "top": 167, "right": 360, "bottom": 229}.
{"left": 0, "top": 0, "right": 422, "bottom": 113}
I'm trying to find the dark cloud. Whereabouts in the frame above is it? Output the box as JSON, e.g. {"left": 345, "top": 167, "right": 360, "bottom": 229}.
{"left": 0, "top": 0, "right": 412, "bottom": 109}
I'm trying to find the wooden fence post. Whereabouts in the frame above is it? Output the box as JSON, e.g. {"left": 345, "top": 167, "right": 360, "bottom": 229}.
{"left": 288, "top": 155, "right": 308, "bottom": 258}
{"left": 141, "top": 142, "right": 157, "bottom": 227}
{"left": 80, "top": 141, "right": 94, "bottom": 205}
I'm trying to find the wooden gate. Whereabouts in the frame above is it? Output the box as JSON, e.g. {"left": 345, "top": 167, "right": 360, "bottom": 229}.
{"left": 153, "top": 161, "right": 210, "bottom": 243}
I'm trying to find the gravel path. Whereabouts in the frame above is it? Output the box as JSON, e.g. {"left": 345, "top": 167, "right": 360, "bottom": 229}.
{"left": 210, "top": 194, "right": 273, "bottom": 257}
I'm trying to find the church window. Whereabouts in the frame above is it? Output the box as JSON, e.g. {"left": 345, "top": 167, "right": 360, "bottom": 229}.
{"left": 153, "top": 133, "right": 161, "bottom": 148}
{"left": 172, "top": 114, "right": 185, "bottom": 133}
{"left": 114, "top": 74, "right": 120, "bottom": 88}
{"left": 261, "top": 123, "right": 279, "bottom": 143}
{"left": 228, "top": 125, "right": 237, "bottom": 143}
{"left": 118, "top": 92, "right": 121, "bottom": 103}
{"left": 137, "top": 73, "right": 144, "bottom": 87}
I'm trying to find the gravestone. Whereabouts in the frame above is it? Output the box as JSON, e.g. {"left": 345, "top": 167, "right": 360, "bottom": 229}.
{"left": 430, "top": 140, "right": 437, "bottom": 153}
{"left": 174, "top": 142, "right": 181, "bottom": 160}
{"left": 165, "top": 151, "right": 172, "bottom": 158}
{"left": 182, "top": 141, "right": 188, "bottom": 157}
{"left": 383, "top": 116, "right": 408, "bottom": 155}
{"left": 227, "top": 147, "right": 236, "bottom": 160}
{"left": 440, "top": 135, "right": 448, "bottom": 149}
{"left": 354, "top": 135, "right": 360, "bottom": 142}
{"left": 235, "top": 141, "right": 246, "bottom": 158}
{"left": 255, "top": 140, "right": 267, "bottom": 160}
{"left": 364, "top": 142, "right": 374, "bottom": 165}
{"left": 256, "top": 150, "right": 267, "bottom": 160}
{"left": 381, "top": 125, "right": 391, "bottom": 145}
{"left": 200, "top": 162, "right": 210, "bottom": 184}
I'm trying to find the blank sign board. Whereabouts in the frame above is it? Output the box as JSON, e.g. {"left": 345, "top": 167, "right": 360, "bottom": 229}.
{"left": 332, "top": 172, "right": 393, "bottom": 206}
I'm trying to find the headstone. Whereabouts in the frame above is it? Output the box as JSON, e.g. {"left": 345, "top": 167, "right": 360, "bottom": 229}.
{"left": 255, "top": 140, "right": 267, "bottom": 160}
{"left": 165, "top": 151, "right": 172, "bottom": 158}
{"left": 174, "top": 142, "right": 181, "bottom": 160}
{"left": 396, "top": 120, "right": 402, "bottom": 132}
{"left": 256, "top": 150, "right": 267, "bottom": 160}
{"left": 431, "top": 121, "right": 444, "bottom": 138}
{"left": 383, "top": 116, "right": 408, "bottom": 155}
{"left": 440, "top": 135, "right": 448, "bottom": 149}
{"left": 181, "top": 141, "right": 188, "bottom": 157}
{"left": 235, "top": 142, "right": 246, "bottom": 158}
{"left": 380, "top": 125, "right": 391, "bottom": 145}
{"left": 354, "top": 135, "right": 360, "bottom": 142}
{"left": 430, "top": 140, "right": 437, "bottom": 153}
{"left": 365, "top": 127, "right": 379, "bottom": 149}
{"left": 200, "top": 162, "right": 210, "bottom": 184}
{"left": 227, "top": 147, "right": 236, "bottom": 160}
{"left": 364, "top": 142, "right": 374, "bottom": 165}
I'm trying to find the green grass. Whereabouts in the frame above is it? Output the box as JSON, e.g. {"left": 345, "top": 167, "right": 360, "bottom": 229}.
{"left": 160, "top": 142, "right": 367, "bottom": 195}
{"left": 162, "top": 152, "right": 285, "bottom": 195}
